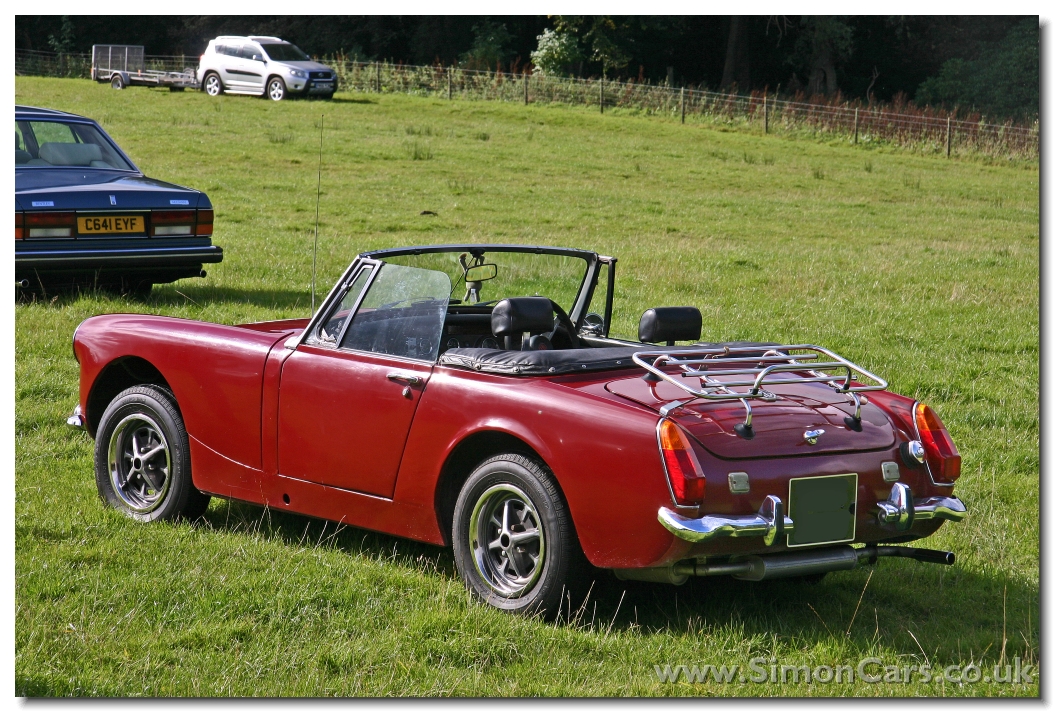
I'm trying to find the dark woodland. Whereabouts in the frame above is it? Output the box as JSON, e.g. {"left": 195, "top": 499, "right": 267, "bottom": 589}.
{"left": 16, "top": 15, "right": 1038, "bottom": 119}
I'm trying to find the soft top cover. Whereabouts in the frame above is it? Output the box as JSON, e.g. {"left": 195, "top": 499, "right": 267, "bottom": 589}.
{"left": 438, "top": 341, "right": 780, "bottom": 376}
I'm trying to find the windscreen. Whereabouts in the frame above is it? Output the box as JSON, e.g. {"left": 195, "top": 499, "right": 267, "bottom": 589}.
{"left": 260, "top": 43, "right": 311, "bottom": 62}
{"left": 15, "top": 120, "right": 134, "bottom": 170}
{"left": 382, "top": 250, "right": 590, "bottom": 315}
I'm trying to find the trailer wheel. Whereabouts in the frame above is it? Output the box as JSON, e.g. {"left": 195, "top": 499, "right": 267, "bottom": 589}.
{"left": 203, "top": 73, "right": 223, "bottom": 97}
{"left": 111, "top": 74, "right": 125, "bottom": 90}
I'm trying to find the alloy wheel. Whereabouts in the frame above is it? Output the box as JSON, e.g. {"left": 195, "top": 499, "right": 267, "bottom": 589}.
{"left": 469, "top": 484, "right": 546, "bottom": 598}
{"left": 107, "top": 413, "right": 171, "bottom": 513}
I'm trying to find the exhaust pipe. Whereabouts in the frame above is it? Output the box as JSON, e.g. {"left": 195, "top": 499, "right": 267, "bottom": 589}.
{"left": 616, "top": 544, "right": 956, "bottom": 584}
{"left": 16, "top": 279, "right": 29, "bottom": 288}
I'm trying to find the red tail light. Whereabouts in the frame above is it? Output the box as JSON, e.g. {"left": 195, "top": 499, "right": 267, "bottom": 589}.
{"left": 151, "top": 210, "right": 195, "bottom": 236}
{"left": 658, "top": 419, "right": 706, "bottom": 505}
{"left": 15, "top": 212, "right": 24, "bottom": 239}
{"left": 25, "top": 212, "right": 76, "bottom": 237}
{"left": 196, "top": 208, "right": 214, "bottom": 236}
{"left": 914, "top": 402, "right": 961, "bottom": 484}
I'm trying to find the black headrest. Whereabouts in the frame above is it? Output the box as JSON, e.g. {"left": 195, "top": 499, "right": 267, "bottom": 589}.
{"left": 491, "top": 297, "right": 554, "bottom": 337}
{"left": 639, "top": 307, "right": 702, "bottom": 344}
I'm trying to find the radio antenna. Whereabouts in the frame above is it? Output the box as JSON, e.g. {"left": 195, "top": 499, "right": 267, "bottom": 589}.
{"left": 311, "top": 114, "right": 324, "bottom": 315}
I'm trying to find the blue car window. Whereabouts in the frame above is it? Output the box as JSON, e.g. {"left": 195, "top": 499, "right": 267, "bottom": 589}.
{"left": 16, "top": 120, "right": 134, "bottom": 170}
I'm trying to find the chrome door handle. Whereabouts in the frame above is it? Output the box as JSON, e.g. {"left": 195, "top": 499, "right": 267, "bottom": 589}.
{"left": 386, "top": 373, "right": 422, "bottom": 386}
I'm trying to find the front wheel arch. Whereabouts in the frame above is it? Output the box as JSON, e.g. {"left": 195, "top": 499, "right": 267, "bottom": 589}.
{"left": 265, "top": 75, "right": 287, "bottom": 100}
{"left": 86, "top": 356, "right": 171, "bottom": 437}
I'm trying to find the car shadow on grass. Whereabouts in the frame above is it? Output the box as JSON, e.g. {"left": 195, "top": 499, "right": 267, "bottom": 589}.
{"left": 16, "top": 283, "right": 313, "bottom": 312}
{"left": 147, "top": 284, "right": 311, "bottom": 312}
{"left": 197, "top": 498, "right": 1037, "bottom": 661}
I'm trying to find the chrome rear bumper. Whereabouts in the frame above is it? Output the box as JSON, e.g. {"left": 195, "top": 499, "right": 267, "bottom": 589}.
{"left": 659, "top": 483, "right": 966, "bottom": 545}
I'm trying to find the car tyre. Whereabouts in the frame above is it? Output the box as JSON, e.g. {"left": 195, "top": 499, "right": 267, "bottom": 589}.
{"left": 94, "top": 385, "right": 210, "bottom": 522}
{"left": 452, "top": 453, "right": 587, "bottom": 618}
{"left": 203, "top": 72, "right": 223, "bottom": 97}
{"left": 267, "top": 77, "right": 287, "bottom": 101}
{"left": 110, "top": 74, "right": 125, "bottom": 90}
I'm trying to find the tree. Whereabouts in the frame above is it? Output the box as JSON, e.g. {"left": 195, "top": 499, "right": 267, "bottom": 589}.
{"left": 460, "top": 19, "right": 513, "bottom": 70}
{"left": 790, "top": 16, "right": 854, "bottom": 95}
{"left": 720, "top": 16, "right": 751, "bottom": 90}
{"left": 551, "top": 16, "right": 631, "bottom": 76}
{"left": 47, "top": 16, "right": 75, "bottom": 55}
{"left": 530, "top": 28, "right": 584, "bottom": 76}
{"left": 915, "top": 18, "right": 1037, "bottom": 120}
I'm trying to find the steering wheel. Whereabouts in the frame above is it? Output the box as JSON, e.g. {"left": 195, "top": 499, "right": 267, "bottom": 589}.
{"left": 546, "top": 300, "right": 582, "bottom": 349}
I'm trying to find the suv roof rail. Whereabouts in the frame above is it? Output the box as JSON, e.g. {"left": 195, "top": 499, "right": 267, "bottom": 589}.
{"left": 248, "top": 36, "right": 284, "bottom": 42}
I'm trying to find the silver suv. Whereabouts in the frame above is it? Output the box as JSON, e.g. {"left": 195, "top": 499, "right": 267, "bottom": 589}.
{"left": 197, "top": 36, "right": 336, "bottom": 101}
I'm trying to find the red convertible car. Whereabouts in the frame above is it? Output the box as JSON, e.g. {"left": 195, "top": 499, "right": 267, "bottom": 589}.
{"left": 69, "top": 244, "right": 967, "bottom": 615}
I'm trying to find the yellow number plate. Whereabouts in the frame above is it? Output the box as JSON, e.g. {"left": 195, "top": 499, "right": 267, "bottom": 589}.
{"left": 77, "top": 215, "right": 144, "bottom": 234}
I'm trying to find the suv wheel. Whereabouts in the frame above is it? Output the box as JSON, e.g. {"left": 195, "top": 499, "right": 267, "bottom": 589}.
{"left": 267, "top": 77, "right": 287, "bottom": 101}
{"left": 203, "top": 73, "right": 223, "bottom": 97}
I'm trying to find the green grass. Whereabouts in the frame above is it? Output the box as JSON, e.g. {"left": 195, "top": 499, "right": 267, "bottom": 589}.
{"left": 15, "top": 77, "right": 1038, "bottom": 697}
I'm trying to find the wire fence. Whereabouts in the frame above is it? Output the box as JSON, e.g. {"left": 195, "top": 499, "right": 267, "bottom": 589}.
{"left": 16, "top": 49, "right": 1038, "bottom": 159}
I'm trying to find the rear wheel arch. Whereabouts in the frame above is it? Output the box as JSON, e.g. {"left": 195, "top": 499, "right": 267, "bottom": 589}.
{"left": 86, "top": 357, "right": 172, "bottom": 436}
{"left": 435, "top": 430, "right": 572, "bottom": 547}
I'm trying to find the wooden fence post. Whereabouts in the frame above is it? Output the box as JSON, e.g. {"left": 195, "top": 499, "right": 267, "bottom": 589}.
{"left": 946, "top": 116, "right": 952, "bottom": 157}
{"left": 854, "top": 108, "right": 859, "bottom": 144}
{"left": 680, "top": 87, "right": 685, "bottom": 124}
{"left": 524, "top": 72, "right": 529, "bottom": 105}
{"left": 764, "top": 94, "right": 769, "bottom": 134}
{"left": 375, "top": 62, "right": 381, "bottom": 93}
{"left": 600, "top": 74, "right": 604, "bottom": 114}
{"left": 447, "top": 67, "right": 452, "bottom": 100}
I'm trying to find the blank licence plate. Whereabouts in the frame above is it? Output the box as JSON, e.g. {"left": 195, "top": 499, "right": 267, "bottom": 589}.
{"left": 77, "top": 215, "right": 144, "bottom": 234}
{"left": 786, "top": 473, "right": 858, "bottom": 548}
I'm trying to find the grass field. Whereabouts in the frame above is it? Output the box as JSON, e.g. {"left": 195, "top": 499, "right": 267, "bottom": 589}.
{"left": 14, "top": 76, "right": 1039, "bottom": 696}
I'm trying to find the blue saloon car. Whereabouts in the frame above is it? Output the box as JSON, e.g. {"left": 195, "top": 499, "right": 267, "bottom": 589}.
{"left": 15, "top": 106, "right": 222, "bottom": 295}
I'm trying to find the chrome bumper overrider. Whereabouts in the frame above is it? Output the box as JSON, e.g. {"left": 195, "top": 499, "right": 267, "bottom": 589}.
{"left": 659, "top": 483, "right": 967, "bottom": 545}
{"left": 874, "top": 481, "right": 967, "bottom": 530}
{"left": 66, "top": 404, "right": 85, "bottom": 431}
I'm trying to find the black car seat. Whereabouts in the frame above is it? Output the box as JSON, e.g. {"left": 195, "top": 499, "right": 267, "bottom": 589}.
{"left": 638, "top": 307, "right": 702, "bottom": 345}
{"left": 15, "top": 132, "right": 30, "bottom": 164}
{"left": 491, "top": 297, "right": 555, "bottom": 351}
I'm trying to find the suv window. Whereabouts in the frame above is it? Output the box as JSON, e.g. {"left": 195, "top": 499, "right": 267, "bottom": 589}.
{"left": 260, "top": 43, "right": 310, "bottom": 62}
{"left": 340, "top": 264, "right": 450, "bottom": 361}
{"left": 237, "top": 45, "right": 261, "bottom": 60}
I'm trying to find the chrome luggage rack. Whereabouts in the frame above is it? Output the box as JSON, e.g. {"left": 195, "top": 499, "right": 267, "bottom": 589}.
{"left": 631, "top": 344, "right": 888, "bottom": 437}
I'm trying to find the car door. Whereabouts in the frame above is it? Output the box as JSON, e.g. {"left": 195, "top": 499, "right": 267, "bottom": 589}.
{"left": 218, "top": 44, "right": 253, "bottom": 92}
{"left": 277, "top": 261, "right": 451, "bottom": 498}
{"left": 238, "top": 44, "right": 267, "bottom": 95}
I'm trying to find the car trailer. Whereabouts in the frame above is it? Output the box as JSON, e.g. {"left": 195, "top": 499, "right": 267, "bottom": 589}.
{"left": 91, "top": 45, "right": 198, "bottom": 91}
